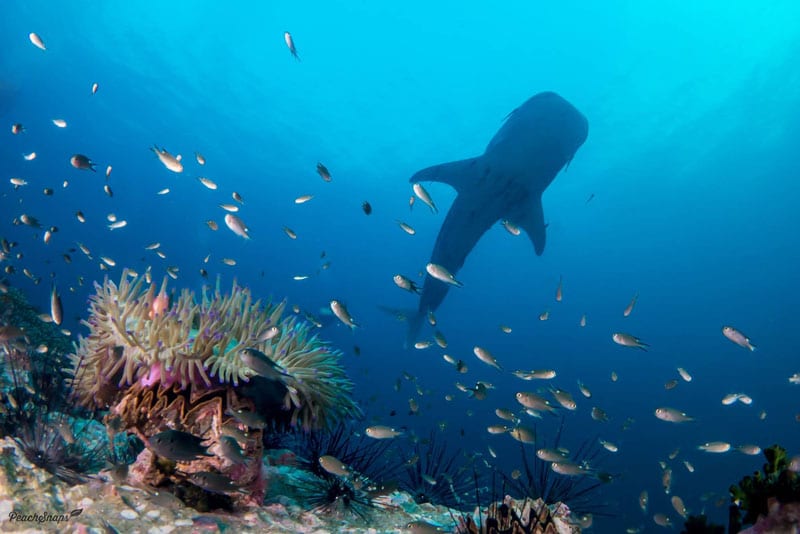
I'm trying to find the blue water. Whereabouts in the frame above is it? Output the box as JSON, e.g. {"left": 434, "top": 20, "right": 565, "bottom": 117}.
{"left": 2, "top": 1, "right": 800, "bottom": 531}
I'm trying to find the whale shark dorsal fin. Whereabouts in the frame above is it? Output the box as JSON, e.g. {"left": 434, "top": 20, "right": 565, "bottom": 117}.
{"left": 409, "top": 156, "right": 483, "bottom": 193}
{"left": 515, "top": 194, "right": 547, "bottom": 256}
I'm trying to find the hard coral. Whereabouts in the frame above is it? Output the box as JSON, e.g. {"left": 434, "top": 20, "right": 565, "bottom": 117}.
{"left": 730, "top": 444, "right": 800, "bottom": 527}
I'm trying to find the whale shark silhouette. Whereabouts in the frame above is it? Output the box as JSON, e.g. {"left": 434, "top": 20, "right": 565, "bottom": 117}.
{"left": 407, "top": 91, "right": 588, "bottom": 345}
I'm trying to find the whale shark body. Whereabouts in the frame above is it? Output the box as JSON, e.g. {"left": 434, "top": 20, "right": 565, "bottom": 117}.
{"left": 407, "top": 91, "right": 588, "bottom": 345}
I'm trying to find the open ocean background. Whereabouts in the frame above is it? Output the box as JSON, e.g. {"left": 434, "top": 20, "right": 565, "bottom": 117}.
{"left": 2, "top": 2, "right": 800, "bottom": 531}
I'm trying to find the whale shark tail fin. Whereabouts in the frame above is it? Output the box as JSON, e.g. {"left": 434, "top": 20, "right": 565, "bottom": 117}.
{"left": 410, "top": 156, "right": 482, "bottom": 193}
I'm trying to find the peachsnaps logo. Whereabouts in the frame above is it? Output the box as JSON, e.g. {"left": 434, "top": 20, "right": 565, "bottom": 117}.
{"left": 7, "top": 508, "right": 83, "bottom": 525}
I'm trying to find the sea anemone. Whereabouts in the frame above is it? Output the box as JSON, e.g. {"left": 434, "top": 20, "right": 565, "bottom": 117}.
{"left": 71, "top": 270, "right": 361, "bottom": 431}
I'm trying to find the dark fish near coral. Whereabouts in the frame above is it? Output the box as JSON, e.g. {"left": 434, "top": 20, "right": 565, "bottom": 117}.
{"left": 406, "top": 520, "right": 448, "bottom": 533}
{"left": 406, "top": 92, "right": 588, "bottom": 346}
{"left": 147, "top": 430, "right": 212, "bottom": 462}
{"left": 239, "top": 347, "right": 289, "bottom": 382}
{"left": 70, "top": 154, "right": 96, "bottom": 171}
{"left": 0, "top": 325, "right": 25, "bottom": 342}
{"left": 188, "top": 471, "right": 248, "bottom": 494}
{"left": 217, "top": 436, "right": 247, "bottom": 465}
{"left": 225, "top": 407, "right": 267, "bottom": 429}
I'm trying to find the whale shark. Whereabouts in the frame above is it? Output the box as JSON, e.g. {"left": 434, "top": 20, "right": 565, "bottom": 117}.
{"left": 407, "top": 91, "right": 588, "bottom": 345}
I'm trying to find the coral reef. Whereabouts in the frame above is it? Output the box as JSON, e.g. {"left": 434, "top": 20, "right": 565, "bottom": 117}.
{"left": 0, "top": 285, "right": 73, "bottom": 358}
{"left": 69, "top": 270, "right": 361, "bottom": 509}
{"left": 0, "top": 287, "right": 107, "bottom": 487}
{"left": 0, "top": 435, "right": 499, "bottom": 534}
{"left": 455, "top": 496, "right": 581, "bottom": 533}
{"left": 729, "top": 444, "right": 800, "bottom": 531}
{"left": 739, "top": 500, "right": 800, "bottom": 533}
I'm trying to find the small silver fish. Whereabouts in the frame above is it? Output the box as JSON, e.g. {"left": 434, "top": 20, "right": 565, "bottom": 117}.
{"left": 151, "top": 145, "right": 183, "bottom": 173}
{"left": 197, "top": 176, "right": 217, "bottom": 190}
{"left": 654, "top": 407, "right": 694, "bottom": 423}
{"left": 698, "top": 441, "right": 731, "bottom": 453}
{"left": 551, "top": 388, "right": 576, "bottom": 410}
{"left": 677, "top": 367, "right": 693, "bottom": 382}
{"left": 612, "top": 332, "right": 648, "bottom": 350}
{"left": 393, "top": 274, "right": 421, "bottom": 294}
{"left": 330, "top": 300, "right": 357, "bottom": 328}
{"left": 722, "top": 325, "right": 756, "bottom": 351}
{"left": 224, "top": 214, "right": 250, "bottom": 239}
{"left": 365, "top": 425, "right": 403, "bottom": 439}
{"left": 473, "top": 346, "right": 502, "bottom": 370}
{"left": 623, "top": 292, "right": 639, "bottom": 317}
{"left": 29, "top": 32, "right": 46, "bottom": 50}
{"left": 397, "top": 221, "right": 416, "bottom": 235}
{"left": 319, "top": 455, "right": 351, "bottom": 477}
{"left": 502, "top": 220, "right": 521, "bottom": 235}
{"left": 50, "top": 284, "right": 63, "bottom": 325}
{"left": 284, "top": 31, "right": 300, "bottom": 60}
{"left": 412, "top": 183, "right": 437, "bottom": 213}
{"left": 70, "top": 154, "right": 96, "bottom": 171}
{"left": 509, "top": 425, "right": 536, "bottom": 444}
{"left": 239, "top": 347, "right": 289, "bottom": 382}
{"left": 427, "top": 263, "right": 463, "bottom": 287}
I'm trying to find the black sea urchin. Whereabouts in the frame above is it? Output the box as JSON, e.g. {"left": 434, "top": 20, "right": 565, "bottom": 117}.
{"left": 399, "top": 430, "right": 478, "bottom": 509}
{"left": 501, "top": 421, "right": 615, "bottom": 519}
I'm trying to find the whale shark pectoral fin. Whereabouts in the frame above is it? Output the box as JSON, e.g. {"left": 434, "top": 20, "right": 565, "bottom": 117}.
{"left": 410, "top": 156, "right": 483, "bottom": 193}
{"left": 517, "top": 194, "right": 547, "bottom": 256}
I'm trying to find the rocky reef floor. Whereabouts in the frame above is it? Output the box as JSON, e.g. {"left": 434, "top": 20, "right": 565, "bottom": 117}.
{"left": 0, "top": 437, "right": 580, "bottom": 534}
